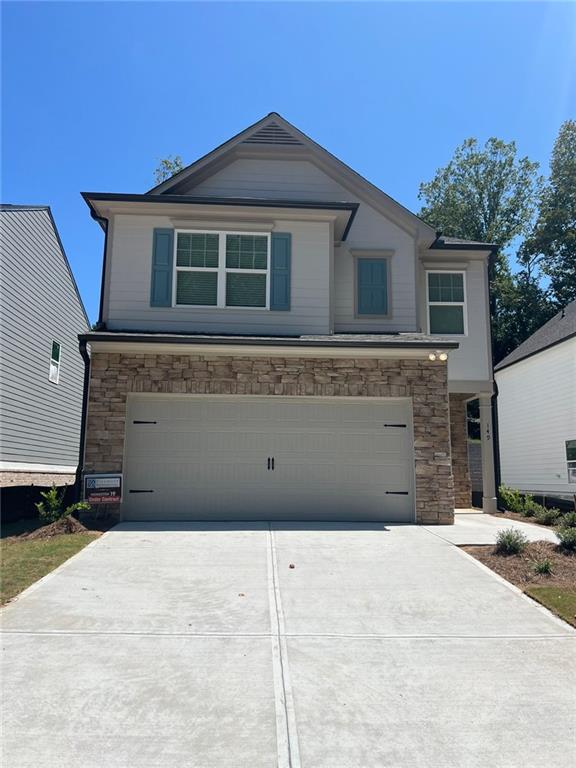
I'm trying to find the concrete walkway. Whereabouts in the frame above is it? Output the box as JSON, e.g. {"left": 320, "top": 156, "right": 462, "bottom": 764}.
{"left": 1, "top": 521, "right": 574, "bottom": 768}
{"left": 425, "top": 510, "right": 560, "bottom": 544}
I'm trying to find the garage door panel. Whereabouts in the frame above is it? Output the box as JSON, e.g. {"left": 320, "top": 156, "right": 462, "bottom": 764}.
{"left": 123, "top": 396, "right": 414, "bottom": 522}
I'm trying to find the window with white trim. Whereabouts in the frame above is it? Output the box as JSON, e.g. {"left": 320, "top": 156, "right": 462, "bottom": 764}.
{"left": 49, "top": 341, "right": 61, "bottom": 384}
{"left": 566, "top": 440, "right": 576, "bottom": 484}
{"left": 174, "top": 230, "right": 270, "bottom": 309}
{"left": 427, "top": 271, "right": 467, "bottom": 335}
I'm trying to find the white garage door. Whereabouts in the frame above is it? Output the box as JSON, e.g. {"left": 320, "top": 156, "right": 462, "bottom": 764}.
{"left": 122, "top": 396, "right": 415, "bottom": 522}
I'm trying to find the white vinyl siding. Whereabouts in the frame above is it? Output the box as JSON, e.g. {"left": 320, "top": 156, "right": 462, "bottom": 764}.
{"left": 0, "top": 208, "right": 88, "bottom": 468}
{"left": 496, "top": 338, "right": 576, "bottom": 496}
{"left": 418, "top": 259, "right": 491, "bottom": 384}
{"left": 106, "top": 214, "right": 331, "bottom": 335}
{"left": 186, "top": 157, "right": 419, "bottom": 333}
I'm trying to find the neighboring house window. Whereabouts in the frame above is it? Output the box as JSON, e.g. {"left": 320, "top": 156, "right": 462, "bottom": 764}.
{"left": 357, "top": 258, "right": 388, "bottom": 316}
{"left": 427, "top": 271, "right": 467, "bottom": 335}
{"left": 567, "top": 440, "right": 576, "bottom": 484}
{"left": 49, "top": 341, "right": 61, "bottom": 384}
{"left": 174, "top": 231, "right": 269, "bottom": 309}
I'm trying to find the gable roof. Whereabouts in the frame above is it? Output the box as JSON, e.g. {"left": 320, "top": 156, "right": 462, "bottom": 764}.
{"left": 495, "top": 299, "right": 576, "bottom": 372}
{"left": 0, "top": 204, "right": 90, "bottom": 327}
{"left": 148, "top": 112, "right": 437, "bottom": 240}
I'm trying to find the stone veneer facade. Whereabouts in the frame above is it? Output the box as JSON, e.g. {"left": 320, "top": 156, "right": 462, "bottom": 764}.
{"left": 449, "top": 393, "right": 472, "bottom": 508}
{"left": 84, "top": 351, "right": 456, "bottom": 525}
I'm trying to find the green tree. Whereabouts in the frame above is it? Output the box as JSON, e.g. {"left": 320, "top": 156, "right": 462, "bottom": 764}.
{"left": 523, "top": 120, "right": 576, "bottom": 307}
{"left": 493, "top": 268, "right": 555, "bottom": 362}
{"left": 418, "top": 137, "right": 543, "bottom": 362}
{"left": 154, "top": 155, "right": 184, "bottom": 184}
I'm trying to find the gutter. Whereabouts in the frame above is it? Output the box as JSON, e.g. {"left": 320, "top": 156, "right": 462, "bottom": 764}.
{"left": 74, "top": 338, "right": 91, "bottom": 501}
{"left": 90, "top": 209, "right": 110, "bottom": 328}
{"left": 79, "top": 332, "right": 460, "bottom": 350}
{"left": 492, "top": 379, "right": 502, "bottom": 504}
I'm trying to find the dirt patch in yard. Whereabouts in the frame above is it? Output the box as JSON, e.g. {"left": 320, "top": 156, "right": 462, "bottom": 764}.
{"left": 463, "top": 542, "right": 576, "bottom": 626}
{"left": 21, "top": 515, "right": 91, "bottom": 540}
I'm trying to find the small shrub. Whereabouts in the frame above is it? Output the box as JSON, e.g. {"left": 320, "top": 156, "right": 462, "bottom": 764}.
{"left": 494, "top": 528, "right": 528, "bottom": 555}
{"left": 556, "top": 526, "right": 576, "bottom": 552}
{"left": 35, "top": 484, "right": 90, "bottom": 524}
{"left": 499, "top": 486, "right": 525, "bottom": 514}
{"left": 534, "top": 507, "right": 561, "bottom": 526}
{"left": 533, "top": 558, "right": 553, "bottom": 575}
{"left": 521, "top": 497, "right": 541, "bottom": 517}
{"left": 558, "top": 511, "right": 576, "bottom": 529}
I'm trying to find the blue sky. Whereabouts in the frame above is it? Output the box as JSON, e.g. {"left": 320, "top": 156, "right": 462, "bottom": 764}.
{"left": 2, "top": 1, "right": 575, "bottom": 323}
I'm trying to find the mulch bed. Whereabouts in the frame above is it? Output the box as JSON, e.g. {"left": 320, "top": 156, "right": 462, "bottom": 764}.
{"left": 462, "top": 541, "right": 576, "bottom": 589}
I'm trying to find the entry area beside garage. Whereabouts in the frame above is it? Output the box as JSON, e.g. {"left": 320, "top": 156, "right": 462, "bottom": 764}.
{"left": 122, "top": 395, "right": 415, "bottom": 522}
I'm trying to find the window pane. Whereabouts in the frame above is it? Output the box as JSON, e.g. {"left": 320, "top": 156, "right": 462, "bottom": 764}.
{"left": 177, "top": 233, "right": 219, "bottom": 268}
{"left": 226, "top": 234, "right": 268, "bottom": 270}
{"left": 429, "top": 305, "right": 464, "bottom": 334}
{"left": 428, "top": 273, "right": 464, "bottom": 303}
{"left": 566, "top": 440, "right": 576, "bottom": 462}
{"left": 226, "top": 273, "right": 266, "bottom": 307}
{"left": 51, "top": 341, "right": 61, "bottom": 362}
{"left": 176, "top": 271, "right": 217, "bottom": 305}
{"left": 428, "top": 273, "right": 441, "bottom": 302}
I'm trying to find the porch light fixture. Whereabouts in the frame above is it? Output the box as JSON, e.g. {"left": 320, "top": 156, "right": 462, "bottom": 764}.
{"left": 428, "top": 350, "right": 449, "bottom": 362}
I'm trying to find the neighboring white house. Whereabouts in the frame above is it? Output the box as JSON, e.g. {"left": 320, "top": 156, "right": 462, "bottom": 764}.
{"left": 0, "top": 205, "right": 89, "bottom": 487}
{"left": 495, "top": 299, "right": 576, "bottom": 500}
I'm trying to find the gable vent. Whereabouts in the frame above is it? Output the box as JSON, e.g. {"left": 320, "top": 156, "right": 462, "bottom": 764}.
{"left": 243, "top": 121, "right": 304, "bottom": 146}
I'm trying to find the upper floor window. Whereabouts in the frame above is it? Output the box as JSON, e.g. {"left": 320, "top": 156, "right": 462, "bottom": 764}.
{"left": 427, "top": 271, "right": 467, "bottom": 335}
{"left": 49, "top": 341, "right": 61, "bottom": 384}
{"left": 356, "top": 258, "right": 389, "bottom": 316}
{"left": 174, "top": 231, "right": 270, "bottom": 309}
{"left": 567, "top": 440, "right": 576, "bottom": 484}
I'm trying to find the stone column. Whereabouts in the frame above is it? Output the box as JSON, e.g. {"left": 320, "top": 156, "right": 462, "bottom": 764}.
{"left": 479, "top": 393, "right": 497, "bottom": 514}
{"left": 449, "top": 394, "right": 472, "bottom": 508}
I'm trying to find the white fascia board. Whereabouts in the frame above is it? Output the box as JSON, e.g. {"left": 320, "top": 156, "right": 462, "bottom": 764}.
{"left": 88, "top": 340, "right": 454, "bottom": 360}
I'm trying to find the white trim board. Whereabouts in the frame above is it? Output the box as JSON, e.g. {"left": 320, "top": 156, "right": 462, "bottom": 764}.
{"left": 0, "top": 462, "right": 77, "bottom": 473}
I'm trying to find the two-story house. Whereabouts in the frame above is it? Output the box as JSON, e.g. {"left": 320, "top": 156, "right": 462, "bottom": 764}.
{"left": 79, "top": 113, "right": 497, "bottom": 525}
{"left": 0, "top": 205, "right": 89, "bottom": 487}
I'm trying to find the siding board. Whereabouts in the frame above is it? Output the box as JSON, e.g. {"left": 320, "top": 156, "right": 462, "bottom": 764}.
{"left": 0, "top": 208, "right": 89, "bottom": 468}
{"left": 496, "top": 339, "right": 576, "bottom": 496}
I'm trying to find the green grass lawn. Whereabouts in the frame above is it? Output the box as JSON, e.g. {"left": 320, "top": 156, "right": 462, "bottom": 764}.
{"left": 526, "top": 586, "right": 576, "bottom": 628}
{"left": 1, "top": 526, "right": 99, "bottom": 605}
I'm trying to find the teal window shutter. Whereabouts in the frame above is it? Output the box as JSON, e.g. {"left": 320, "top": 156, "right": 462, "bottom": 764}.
{"left": 150, "top": 228, "right": 174, "bottom": 307}
{"left": 270, "top": 233, "right": 291, "bottom": 311}
{"left": 357, "top": 258, "right": 388, "bottom": 315}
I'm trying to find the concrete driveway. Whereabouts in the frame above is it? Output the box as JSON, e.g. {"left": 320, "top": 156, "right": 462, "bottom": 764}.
{"left": 2, "top": 519, "right": 575, "bottom": 768}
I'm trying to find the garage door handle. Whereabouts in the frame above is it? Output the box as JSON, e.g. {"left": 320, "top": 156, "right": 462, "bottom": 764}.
{"left": 385, "top": 491, "right": 409, "bottom": 495}
{"left": 129, "top": 489, "right": 154, "bottom": 494}
{"left": 271, "top": 457, "right": 275, "bottom": 470}
{"left": 267, "top": 457, "right": 271, "bottom": 471}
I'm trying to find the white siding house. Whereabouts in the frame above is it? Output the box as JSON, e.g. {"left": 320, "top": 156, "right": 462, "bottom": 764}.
{"left": 0, "top": 205, "right": 89, "bottom": 485}
{"left": 495, "top": 301, "right": 576, "bottom": 499}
